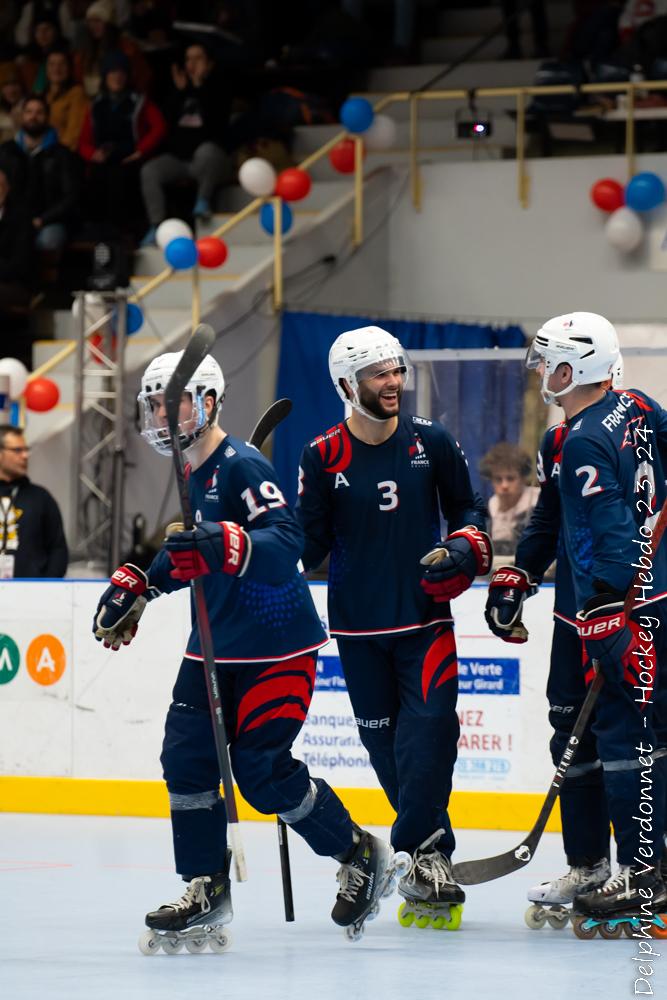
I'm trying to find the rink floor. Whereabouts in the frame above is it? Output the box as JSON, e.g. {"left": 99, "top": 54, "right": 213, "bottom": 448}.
{"left": 1, "top": 814, "right": 656, "bottom": 1000}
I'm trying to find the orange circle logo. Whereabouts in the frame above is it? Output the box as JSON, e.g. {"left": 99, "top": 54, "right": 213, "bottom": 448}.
{"left": 26, "top": 635, "right": 66, "bottom": 686}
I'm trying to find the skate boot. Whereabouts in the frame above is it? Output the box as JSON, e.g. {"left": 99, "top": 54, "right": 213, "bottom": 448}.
{"left": 138, "top": 850, "right": 233, "bottom": 955}
{"left": 397, "top": 830, "right": 465, "bottom": 931}
{"left": 525, "top": 857, "right": 611, "bottom": 931}
{"left": 572, "top": 864, "right": 667, "bottom": 940}
{"left": 331, "top": 826, "right": 411, "bottom": 942}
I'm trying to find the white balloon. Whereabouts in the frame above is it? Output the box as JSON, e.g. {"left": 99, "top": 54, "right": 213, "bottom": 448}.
{"left": 156, "top": 218, "right": 193, "bottom": 250}
{"left": 71, "top": 291, "right": 107, "bottom": 329}
{"left": 0, "top": 357, "right": 29, "bottom": 398}
{"left": 605, "top": 206, "right": 643, "bottom": 252}
{"left": 238, "top": 157, "right": 277, "bottom": 197}
{"left": 364, "top": 114, "right": 397, "bottom": 151}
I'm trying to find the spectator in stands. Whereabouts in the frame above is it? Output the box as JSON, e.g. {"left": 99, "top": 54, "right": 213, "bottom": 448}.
{"left": 74, "top": 1, "right": 151, "bottom": 98}
{"left": 16, "top": 14, "right": 64, "bottom": 92}
{"left": 79, "top": 49, "right": 165, "bottom": 235}
{"left": 139, "top": 41, "right": 231, "bottom": 245}
{"left": 0, "top": 167, "right": 33, "bottom": 356}
{"left": 0, "top": 424, "right": 68, "bottom": 579}
{"left": 0, "top": 75, "right": 25, "bottom": 143}
{"left": 37, "top": 45, "right": 88, "bottom": 151}
{"left": 501, "top": 0, "right": 550, "bottom": 59}
{"left": 15, "top": 1, "right": 83, "bottom": 49}
{"left": 0, "top": 94, "right": 79, "bottom": 255}
{"left": 479, "top": 441, "right": 540, "bottom": 562}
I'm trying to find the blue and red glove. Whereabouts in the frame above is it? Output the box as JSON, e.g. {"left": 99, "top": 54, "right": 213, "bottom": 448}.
{"left": 93, "top": 563, "right": 158, "bottom": 650}
{"left": 420, "top": 526, "right": 492, "bottom": 603}
{"left": 165, "top": 520, "right": 251, "bottom": 582}
{"left": 484, "top": 565, "right": 537, "bottom": 643}
{"left": 576, "top": 593, "right": 640, "bottom": 683}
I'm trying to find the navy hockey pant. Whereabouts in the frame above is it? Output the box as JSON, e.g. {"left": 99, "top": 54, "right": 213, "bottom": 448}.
{"left": 161, "top": 652, "right": 353, "bottom": 878}
{"left": 337, "top": 624, "right": 460, "bottom": 857}
{"left": 549, "top": 608, "right": 667, "bottom": 867}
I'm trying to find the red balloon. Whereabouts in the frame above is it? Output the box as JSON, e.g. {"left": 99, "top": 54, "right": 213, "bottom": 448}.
{"left": 25, "top": 377, "right": 60, "bottom": 412}
{"left": 275, "top": 168, "right": 311, "bottom": 202}
{"left": 88, "top": 331, "right": 117, "bottom": 364}
{"left": 590, "top": 178, "right": 624, "bottom": 213}
{"left": 328, "top": 138, "right": 361, "bottom": 174}
{"left": 196, "top": 236, "right": 228, "bottom": 268}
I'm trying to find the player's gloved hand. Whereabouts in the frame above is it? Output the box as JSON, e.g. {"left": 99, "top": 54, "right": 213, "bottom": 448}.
{"left": 93, "top": 563, "right": 156, "bottom": 651}
{"left": 165, "top": 520, "right": 251, "bottom": 581}
{"left": 576, "top": 593, "right": 637, "bottom": 683}
{"left": 420, "top": 526, "right": 492, "bottom": 603}
{"left": 484, "top": 566, "right": 538, "bottom": 643}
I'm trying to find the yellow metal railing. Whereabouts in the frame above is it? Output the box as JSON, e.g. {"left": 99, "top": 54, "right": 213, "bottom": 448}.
{"left": 28, "top": 77, "right": 667, "bottom": 388}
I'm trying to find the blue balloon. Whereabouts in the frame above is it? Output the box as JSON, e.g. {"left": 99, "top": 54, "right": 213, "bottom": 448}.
{"left": 625, "top": 172, "right": 666, "bottom": 212}
{"left": 165, "top": 236, "right": 198, "bottom": 269}
{"left": 260, "top": 201, "right": 293, "bottom": 236}
{"left": 111, "top": 302, "right": 143, "bottom": 335}
{"left": 340, "top": 97, "right": 374, "bottom": 134}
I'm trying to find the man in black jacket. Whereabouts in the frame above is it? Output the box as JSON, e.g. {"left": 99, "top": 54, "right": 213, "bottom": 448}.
{"left": 0, "top": 425, "right": 68, "bottom": 578}
{"left": 139, "top": 42, "right": 232, "bottom": 244}
{"left": 0, "top": 95, "right": 79, "bottom": 254}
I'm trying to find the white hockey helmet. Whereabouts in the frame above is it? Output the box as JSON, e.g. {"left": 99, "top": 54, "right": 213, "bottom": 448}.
{"left": 526, "top": 311, "right": 620, "bottom": 404}
{"left": 612, "top": 352, "right": 624, "bottom": 389}
{"left": 137, "top": 350, "right": 225, "bottom": 456}
{"left": 328, "top": 325, "right": 411, "bottom": 421}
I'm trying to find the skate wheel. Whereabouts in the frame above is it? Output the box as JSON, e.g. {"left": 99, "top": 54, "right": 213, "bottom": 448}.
{"left": 441, "top": 904, "right": 463, "bottom": 931}
{"left": 138, "top": 930, "right": 160, "bottom": 956}
{"left": 431, "top": 915, "right": 447, "bottom": 930}
{"left": 344, "top": 923, "right": 364, "bottom": 943}
{"left": 397, "top": 902, "right": 414, "bottom": 928}
{"left": 599, "top": 921, "right": 623, "bottom": 940}
{"left": 415, "top": 915, "right": 430, "bottom": 929}
{"left": 209, "top": 930, "right": 232, "bottom": 954}
{"left": 160, "top": 936, "right": 183, "bottom": 954}
{"left": 365, "top": 902, "right": 380, "bottom": 923}
{"left": 524, "top": 904, "right": 547, "bottom": 930}
{"left": 623, "top": 921, "right": 637, "bottom": 938}
{"left": 652, "top": 915, "right": 667, "bottom": 939}
{"left": 546, "top": 909, "right": 569, "bottom": 930}
{"left": 382, "top": 878, "right": 397, "bottom": 899}
{"left": 185, "top": 937, "right": 208, "bottom": 953}
{"left": 572, "top": 916, "right": 598, "bottom": 940}
{"left": 393, "top": 851, "right": 412, "bottom": 877}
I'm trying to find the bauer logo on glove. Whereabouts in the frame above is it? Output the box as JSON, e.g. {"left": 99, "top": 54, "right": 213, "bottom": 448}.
{"left": 420, "top": 525, "right": 492, "bottom": 603}
{"left": 484, "top": 565, "right": 537, "bottom": 644}
{"left": 93, "top": 563, "right": 159, "bottom": 651}
{"left": 165, "top": 520, "right": 251, "bottom": 581}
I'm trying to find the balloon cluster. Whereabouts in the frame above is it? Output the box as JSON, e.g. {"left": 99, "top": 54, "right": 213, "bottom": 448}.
{"left": 326, "top": 99, "right": 396, "bottom": 175}
{"left": 0, "top": 358, "right": 60, "bottom": 412}
{"left": 156, "top": 219, "right": 228, "bottom": 270}
{"left": 238, "top": 157, "right": 314, "bottom": 237}
{"left": 590, "top": 172, "right": 666, "bottom": 252}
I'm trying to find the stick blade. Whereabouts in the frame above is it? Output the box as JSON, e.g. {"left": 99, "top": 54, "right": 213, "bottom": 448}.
{"left": 249, "top": 397, "right": 292, "bottom": 450}
{"left": 165, "top": 324, "right": 217, "bottom": 436}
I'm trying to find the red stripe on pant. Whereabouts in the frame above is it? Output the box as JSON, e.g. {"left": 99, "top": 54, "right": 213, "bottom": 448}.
{"left": 421, "top": 628, "right": 457, "bottom": 703}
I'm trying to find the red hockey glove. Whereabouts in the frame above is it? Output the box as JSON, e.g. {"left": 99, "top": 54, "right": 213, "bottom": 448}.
{"left": 576, "top": 594, "right": 639, "bottom": 683}
{"left": 165, "top": 520, "right": 251, "bottom": 581}
{"left": 484, "top": 566, "right": 537, "bottom": 643}
{"left": 420, "top": 526, "right": 492, "bottom": 603}
{"left": 93, "top": 563, "right": 157, "bottom": 650}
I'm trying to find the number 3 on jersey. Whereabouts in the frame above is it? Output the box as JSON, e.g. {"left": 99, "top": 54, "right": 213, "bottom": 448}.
{"left": 378, "top": 480, "right": 399, "bottom": 511}
{"left": 241, "top": 481, "right": 287, "bottom": 521}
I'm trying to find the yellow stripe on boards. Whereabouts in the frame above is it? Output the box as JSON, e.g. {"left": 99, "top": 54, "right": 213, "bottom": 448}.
{"left": 0, "top": 777, "right": 562, "bottom": 832}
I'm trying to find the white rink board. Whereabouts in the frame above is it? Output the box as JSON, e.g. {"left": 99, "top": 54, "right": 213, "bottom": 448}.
{"left": 0, "top": 580, "right": 555, "bottom": 792}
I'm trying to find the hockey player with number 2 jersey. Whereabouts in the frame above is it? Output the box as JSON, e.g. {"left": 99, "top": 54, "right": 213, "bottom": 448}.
{"left": 296, "top": 326, "right": 489, "bottom": 931}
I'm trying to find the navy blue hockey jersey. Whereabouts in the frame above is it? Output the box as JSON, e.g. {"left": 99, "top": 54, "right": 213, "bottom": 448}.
{"left": 558, "top": 389, "right": 667, "bottom": 610}
{"left": 147, "top": 434, "right": 327, "bottom": 663}
{"left": 295, "top": 413, "right": 487, "bottom": 636}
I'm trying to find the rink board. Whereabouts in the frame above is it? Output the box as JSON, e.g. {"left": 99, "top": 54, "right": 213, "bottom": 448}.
{"left": 0, "top": 580, "right": 560, "bottom": 831}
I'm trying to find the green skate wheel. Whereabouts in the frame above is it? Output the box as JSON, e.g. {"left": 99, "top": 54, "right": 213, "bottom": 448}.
{"left": 442, "top": 904, "right": 463, "bottom": 931}
{"left": 397, "top": 902, "right": 414, "bottom": 927}
{"left": 572, "top": 916, "right": 598, "bottom": 939}
{"left": 415, "top": 915, "right": 430, "bottom": 929}
{"left": 431, "top": 915, "right": 447, "bottom": 930}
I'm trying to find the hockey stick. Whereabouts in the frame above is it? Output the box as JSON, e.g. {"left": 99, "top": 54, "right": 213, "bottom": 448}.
{"left": 165, "top": 324, "right": 248, "bottom": 883}
{"left": 452, "top": 497, "right": 667, "bottom": 886}
{"left": 249, "top": 397, "right": 296, "bottom": 923}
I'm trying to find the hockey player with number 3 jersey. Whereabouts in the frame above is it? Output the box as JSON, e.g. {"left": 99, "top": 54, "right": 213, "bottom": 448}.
{"left": 296, "top": 326, "right": 490, "bottom": 930}
{"left": 91, "top": 349, "right": 402, "bottom": 947}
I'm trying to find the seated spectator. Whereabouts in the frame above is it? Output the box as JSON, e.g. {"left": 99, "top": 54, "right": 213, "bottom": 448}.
{"left": 0, "top": 75, "right": 25, "bottom": 143}
{"left": 73, "top": 1, "right": 152, "bottom": 98}
{"left": 0, "top": 167, "right": 34, "bottom": 367}
{"left": 0, "top": 94, "right": 79, "bottom": 255}
{"left": 16, "top": 14, "right": 64, "bottom": 92}
{"left": 479, "top": 441, "right": 540, "bottom": 562}
{"left": 79, "top": 49, "right": 165, "bottom": 235}
{"left": 37, "top": 45, "right": 88, "bottom": 150}
{"left": 139, "top": 41, "right": 232, "bottom": 244}
{"left": 15, "top": 1, "right": 80, "bottom": 49}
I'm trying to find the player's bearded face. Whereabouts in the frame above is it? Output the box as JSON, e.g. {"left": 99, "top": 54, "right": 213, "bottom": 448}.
{"left": 358, "top": 368, "right": 405, "bottom": 419}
